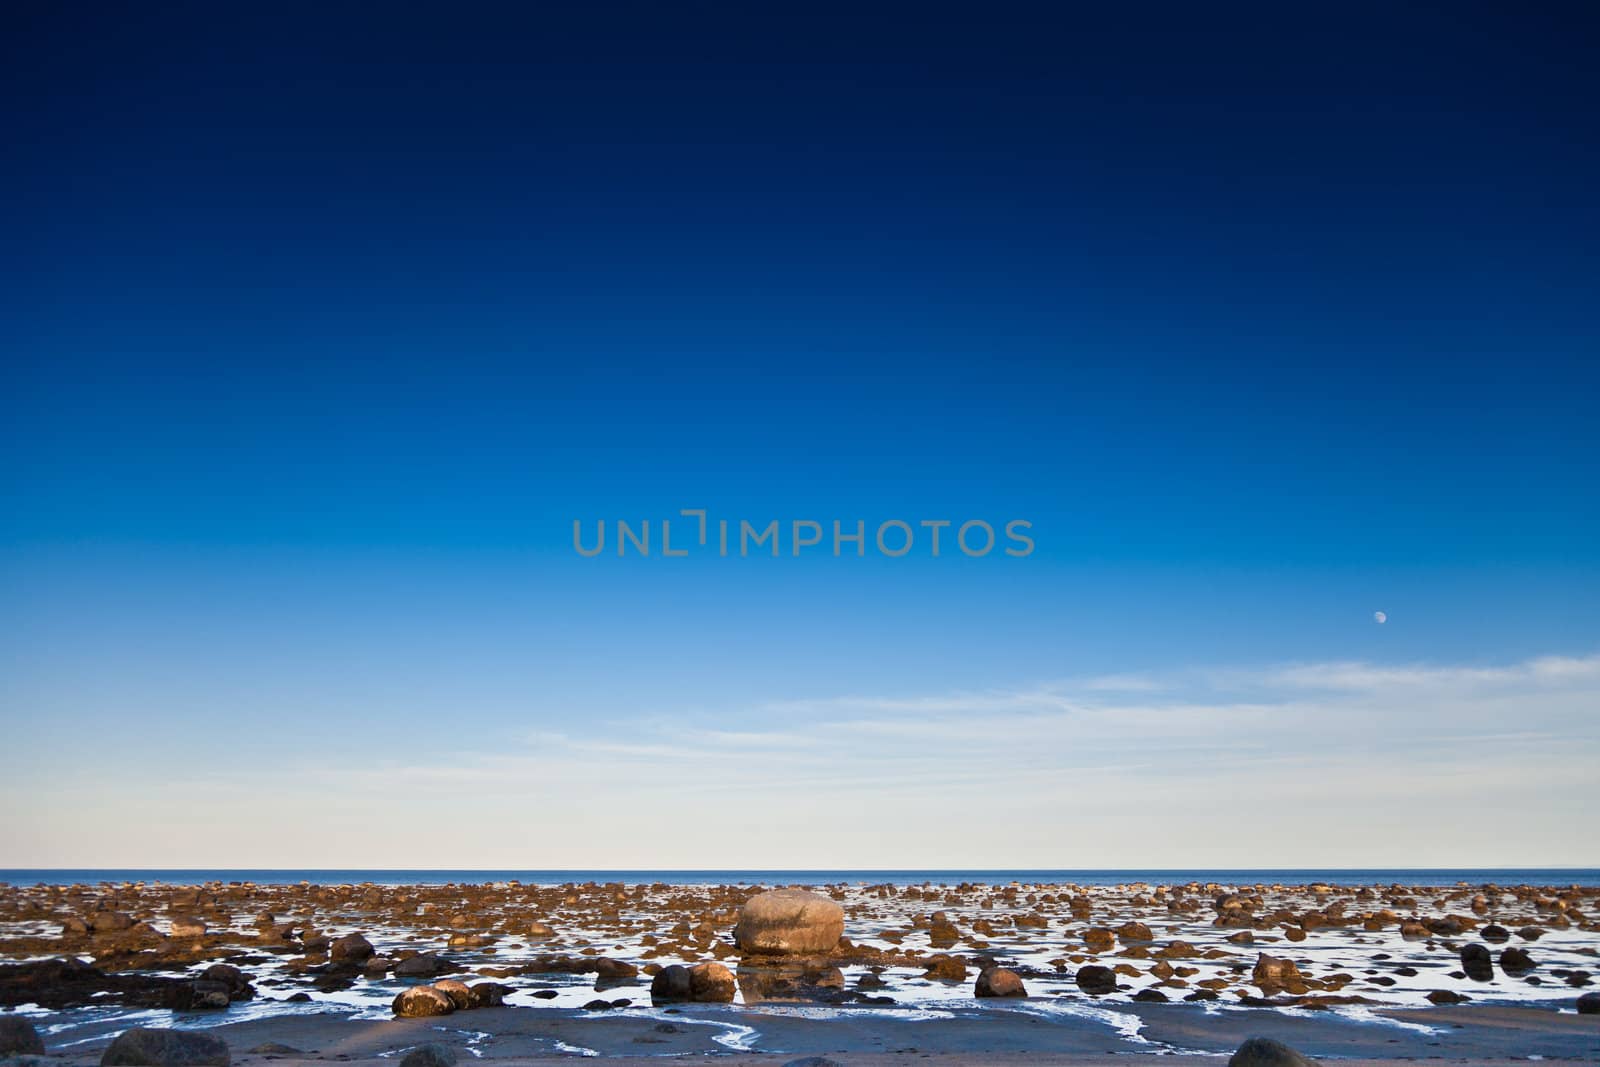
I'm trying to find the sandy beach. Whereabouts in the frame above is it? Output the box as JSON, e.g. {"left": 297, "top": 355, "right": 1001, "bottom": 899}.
{"left": 2, "top": 877, "right": 1596, "bottom": 1063}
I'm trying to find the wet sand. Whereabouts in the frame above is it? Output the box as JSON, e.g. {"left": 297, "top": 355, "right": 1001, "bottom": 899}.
{"left": 25, "top": 1000, "right": 1600, "bottom": 1063}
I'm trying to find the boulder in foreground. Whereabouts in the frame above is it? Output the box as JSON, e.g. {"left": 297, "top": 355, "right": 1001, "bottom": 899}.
{"left": 0, "top": 1017, "right": 45, "bottom": 1056}
{"left": 100, "top": 1028, "right": 230, "bottom": 1067}
{"left": 733, "top": 890, "right": 844, "bottom": 955}
{"left": 399, "top": 1044, "right": 457, "bottom": 1067}
{"left": 1229, "top": 1036, "right": 1321, "bottom": 1067}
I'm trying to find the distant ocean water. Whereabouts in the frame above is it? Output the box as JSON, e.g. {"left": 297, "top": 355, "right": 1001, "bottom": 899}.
{"left": 2, "top": 868, "right": 1598, "bottom": 887}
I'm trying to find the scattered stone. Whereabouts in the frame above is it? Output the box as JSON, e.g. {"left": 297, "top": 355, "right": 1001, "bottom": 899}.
{"left": 1427, "top": 989, "right": 1468, "bottom": 1005}
{"left": 1500, "top": 946, "right": 1535, "bottom": 975}
{"left": 394, "top": 954, "right": 452, "bottom": 979}
{"left": 1576, "top": 991, "right": 1600, "bottom": 1014}
{"left": 1075, "top": 964, "right": 1118, "bottom": 996}
{"left": 593, "top": 958, "right": 638, "bottom": 981}
{"left": 100, "top": 1028, "right": 230, "bottom": 1067}
{"left": 246, "top": 1045, "right": 302, "bottom": 1057}
{"left": 1252, "top": 954, "right": 1307, "bottom": 995}
{"left": 1460, "top": 943, "right": 1494, "bottom": 982}
{"left": 973, "top": 966, "right": 1026, "bottom": 998}
{"left": 329, "top": 933, "right": 374, "bottom": 963}
{"left": 169, "top": 917, "right": 206, "bottom": 939}
{"left": 782, "top": 1058, "right": 845, "bottom": 1067}
{"left": 1083, "top": 927, "right": 1115, "bottom": 952}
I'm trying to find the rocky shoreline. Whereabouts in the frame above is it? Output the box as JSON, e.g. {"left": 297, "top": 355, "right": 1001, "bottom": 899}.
{"left": 1, "top": 878, "right": 1597, "bottom": 1061}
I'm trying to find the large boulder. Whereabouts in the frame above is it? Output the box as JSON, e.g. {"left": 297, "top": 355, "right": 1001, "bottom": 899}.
{"left": 1229, "top": 1036, "right": 1320, "bottom": 1066}
{"left": 100, "top": 1028, "right": 230, "bottom": 1067}
{"left": 973, "top": 967, "right": 1027, "bottom": 998}
{"left": 733, "top": 890, "right": 843, "bottom": 955}
{"left": 1576, "top": 991, "right": 1600, "bottom": 1015}
{"left": 0, "top": 1017, "right": 45, "bottom": 1056}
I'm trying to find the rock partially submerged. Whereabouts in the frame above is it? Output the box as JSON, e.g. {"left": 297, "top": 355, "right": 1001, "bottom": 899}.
{"left": 733, "top": 890, "right": 844, "bottom": 955}
{"left": 973, "top": 966, "right": 1027, "bottom": 997}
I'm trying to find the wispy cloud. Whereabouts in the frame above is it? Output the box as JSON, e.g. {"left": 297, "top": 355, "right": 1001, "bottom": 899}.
{"left": 5, "top": 651, "right": 1596, "bottom": 867}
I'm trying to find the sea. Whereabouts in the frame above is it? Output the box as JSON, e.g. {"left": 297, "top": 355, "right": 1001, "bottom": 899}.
{"left": 3, "top": 868, "right": 1598, "bottom": 887}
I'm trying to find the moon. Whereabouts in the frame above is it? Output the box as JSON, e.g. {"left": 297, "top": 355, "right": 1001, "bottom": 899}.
{"left": 1374, "top": 611, "right": 1387, "bottom": 624}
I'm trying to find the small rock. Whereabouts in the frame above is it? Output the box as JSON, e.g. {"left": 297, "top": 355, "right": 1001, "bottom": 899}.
{"left": 392, "top": 986, "right": 455, "bottom": 1017}
{"left": 168, "top": 917, "right": 206, "bottom": 939}
{"left": 651, "top": 965, "right": 693, "bottom": 1003}
{"left": 974, "top": 966, "right": 1027, "bottom": 998}
{"left": 394, "top": 954, "right": 451, "bottom": 979}
{"left": 1252, "top": 954, "right": 1307, "bottom": 995}
{"left": 100, "top": 1028, "right": 230, "bottom": 1067}
{"left": 399, "top": 1044, "right": 457, "bottom": 1067}
{"left": 330, "top": 933, "right": 375, "bottom": 963}
{"left": 1460, "top": 943, "right": 1494, "bottom": 982}
{"left": 688, "top": 962, "right": 736, "bottom": 1003}
{"left": 468, "top": 982, "right": 509, "bottom": 1008}
{"left": 0, "top": 1017, "right": 45, "bottom": 1056}
{"left": 1499, "top": 947, "right": 1535, "bottom": 975}
{"left": 1075, "top": 965, "right": 1118, "bottom": 996}
{"left": 1228, "top": 1036, "right": 1320, "bottom": 1066}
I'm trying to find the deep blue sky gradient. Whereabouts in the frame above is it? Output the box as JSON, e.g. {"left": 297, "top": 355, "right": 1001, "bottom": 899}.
{"left": 2, "top": 3, "right": 1598, "bottom": 864}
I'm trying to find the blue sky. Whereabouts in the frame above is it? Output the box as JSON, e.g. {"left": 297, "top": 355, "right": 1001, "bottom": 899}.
{"left": 3, "top": 3, "right": 1598, "bottom": 866}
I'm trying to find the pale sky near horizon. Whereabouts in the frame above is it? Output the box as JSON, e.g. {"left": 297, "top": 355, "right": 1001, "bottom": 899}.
{"left": 3, "top": 646, "right": 1597, "bottom": 869}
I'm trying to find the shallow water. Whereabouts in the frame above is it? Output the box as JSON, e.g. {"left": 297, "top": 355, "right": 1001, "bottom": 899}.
{"left": 5, "top": 877, "right": 1595, "bottom": 1052}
